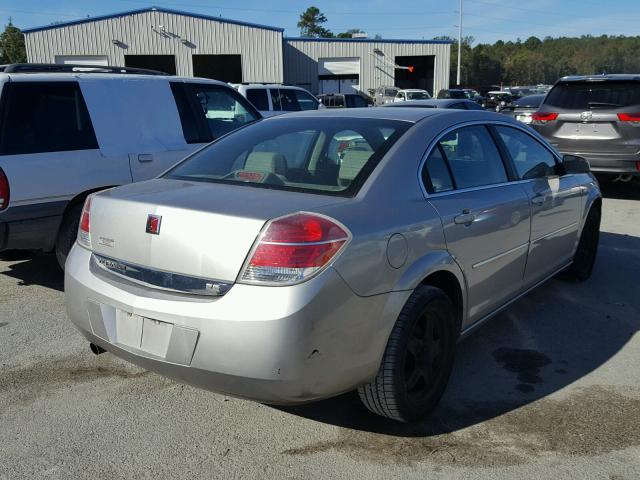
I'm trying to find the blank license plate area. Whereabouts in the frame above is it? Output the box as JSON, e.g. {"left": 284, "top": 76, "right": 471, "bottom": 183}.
{"left": 115, "top": 309, "right": 174, "bottom": 358}
{"left": 557, "top": 122, "right": 618, "bottom": 139}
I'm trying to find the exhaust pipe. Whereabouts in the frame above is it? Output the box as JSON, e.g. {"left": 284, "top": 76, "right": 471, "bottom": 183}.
{"left": 89, "top": 343, "right": 106, "bottom": 355}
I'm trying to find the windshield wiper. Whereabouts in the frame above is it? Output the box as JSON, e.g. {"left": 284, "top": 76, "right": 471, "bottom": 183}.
{"left": 587, "top": 101, "right": 621, "bottom": 108}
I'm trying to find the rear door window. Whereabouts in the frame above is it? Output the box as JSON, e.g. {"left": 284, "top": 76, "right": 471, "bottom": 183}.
{"left": 437, "top": 126, "right": 508, "bottom": 189}
{"left": 172, "top": 83, "right": 259, "bottom": 142}
{"left": 246, "top": 89, "right": 269, "bottom": 111}
{"left": 0, "top": 82, "right": 98, "bottom": 155}
{"left": 422, "top": 146, "right": 454, "bottom": 193}
{"left": 495, "top": 126, "right": 557, "bottom": 179}
{"left": 544, "top": 81, "right": 640, "bottom": 109}
{"left": 346, "top": 95, "right": 367, "bottom": 108}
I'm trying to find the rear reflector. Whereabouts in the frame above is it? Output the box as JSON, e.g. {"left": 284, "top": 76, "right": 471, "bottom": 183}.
{"left": 77, "top": 195, "right": 93, "bottom": 249}
{"left": 0, "top": 168, "right": 9, "bottom": 211}
{"left": 617, "top": 113, "right": 640, "bottom": 122}
{"left": 531, "top": 112, "right": 558, "bottom": 122}
{"left": 239, "top": 212, "right": 350, "bottom": 285}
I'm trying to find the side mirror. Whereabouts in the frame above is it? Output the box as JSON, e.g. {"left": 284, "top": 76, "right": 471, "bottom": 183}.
{"left": 562, "top": 154, "right": 590, "bottom": 174}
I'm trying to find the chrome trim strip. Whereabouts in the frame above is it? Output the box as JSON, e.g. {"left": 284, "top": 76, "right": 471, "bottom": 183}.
{"left": 472, "top": 242, "right": 529, "bottom": 269}
{"left": 531, "top": 222, "right": 578, "bottom": 243}
{"left": 92, "top": 253, "right": 232, "bottom": 297}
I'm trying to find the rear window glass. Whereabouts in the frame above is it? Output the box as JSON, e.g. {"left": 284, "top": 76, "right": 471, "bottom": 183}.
{"left": 545, "top": 81, "right": 640, "bottom": 109}
{"left": 165, "top": 118, "right": 410, "bottom": 196}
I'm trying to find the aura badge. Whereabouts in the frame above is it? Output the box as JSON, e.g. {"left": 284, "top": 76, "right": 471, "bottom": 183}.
{"left": 146, "top": 214, "right": 162, "bottom": 235}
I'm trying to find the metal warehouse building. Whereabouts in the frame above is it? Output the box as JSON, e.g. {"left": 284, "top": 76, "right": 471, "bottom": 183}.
{"left": 23, "top": 6, "right": 450, "bottom": 96}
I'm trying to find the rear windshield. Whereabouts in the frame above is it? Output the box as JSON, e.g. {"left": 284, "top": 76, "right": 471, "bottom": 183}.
{"left": 407, "top": 91, "right": 430, "bottom": 100}
{"left": 545, "top": 81, "right": 640, "bottom": 109}
{"left": 164, "top": 117, "right": 411, "bottom": 196}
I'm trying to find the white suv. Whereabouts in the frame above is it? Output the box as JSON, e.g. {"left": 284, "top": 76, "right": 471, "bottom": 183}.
{"left": 0, "top": 63, "right": 260, "bottom": 267}
{"left": 233, "top": 84, "right": 322, "bottom": 117}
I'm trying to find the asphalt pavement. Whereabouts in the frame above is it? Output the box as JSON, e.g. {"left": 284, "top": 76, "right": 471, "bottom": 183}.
{"left": 1, "top": 182, "right": 639, "bottom": 480}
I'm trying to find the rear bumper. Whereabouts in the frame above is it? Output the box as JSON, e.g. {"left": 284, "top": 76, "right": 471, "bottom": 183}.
{"left": 554, "top": 150, "right": 640, "bottom": 175}
{"left": 0, "top": 202, "right": 66, "bottom": 251}
{"left": 65, "top": 245, "right": 404, "bottom": 404}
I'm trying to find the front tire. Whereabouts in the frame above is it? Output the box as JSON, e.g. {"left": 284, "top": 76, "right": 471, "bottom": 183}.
{"left": 563, "top": 204, "right": 601, "bottom": 281}
{"left": 55, "top": 204, "right": 83, "bottom": 270}
{"left": 358, "top": 285, "right": 457, "bottom": 422}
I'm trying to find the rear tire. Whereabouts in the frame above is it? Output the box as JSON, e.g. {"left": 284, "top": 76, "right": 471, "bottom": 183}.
{"left": 358, "top": 285, "right": 457, "bottom": 423}
{"left": 55, "top": 204, "right": 83, "bottom": 270}
{"left": 563, "top": 204, "right": 601, "bottom": 282}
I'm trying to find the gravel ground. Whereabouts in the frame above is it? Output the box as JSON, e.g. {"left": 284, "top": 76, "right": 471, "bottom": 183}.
{"left": 1, "top": 182, "right": 639, "bottom": 480}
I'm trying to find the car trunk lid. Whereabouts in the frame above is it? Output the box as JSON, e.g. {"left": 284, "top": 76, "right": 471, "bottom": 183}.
{"left": 89, "top": 179, "right": 346, "bottom": 284}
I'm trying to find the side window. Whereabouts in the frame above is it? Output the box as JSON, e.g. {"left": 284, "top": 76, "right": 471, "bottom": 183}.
{"left": 269, "top": 89, "right": 282, "bottom": 111}
{"left": 0, "top": 82, "right": 98, "bottom": 155}
{"left": 438, "top": 126, "right": 508, "bottom": 189}
{"left": 246, "top": 89, "right": 269, "bottom": 111}
{"left": 170, "top": 83, "right": 201, "bottom": 143}
{"left": 495, "top": 126, "right": 557, "bottom": 180}
{"left": 422, "top": 146, "right": 454, "bottom": 193}
{"left": 348, "top": 96, "right": 367, "bottom": 108}
{"left": 292, "top": 90, "right": 318, "bottom": 111}
{"left": 279, "top": 89, "right": 302, "bottom": 112}
{"left": 187, "top": 84, "right": 258, "bottom": 140}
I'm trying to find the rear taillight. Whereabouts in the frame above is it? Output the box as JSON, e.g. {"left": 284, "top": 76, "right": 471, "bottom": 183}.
{"left": 77, "top": 195, "right": 93, "bottom": 249}
{"left": 617, "top": 113, "right": 640, "bottom": 123}
{"left": 239, "top": 212, "right": 350, "bottom": 285}
{"left": 531, "top": 112, "right": 558, "bottom": 123}
{"left": 0, "top": 168, "right": 9, "bottom": 211}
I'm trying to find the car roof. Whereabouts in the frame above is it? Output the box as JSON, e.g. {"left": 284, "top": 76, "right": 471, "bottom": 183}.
{"left": 398, "top": 89, "right": 428, "bottom": 92}
{"left": 268, "top": 106, "right": 460, "bottom": 122}
{"left": 0, "top": 72, "right": 229, "bottom": 86}
{"left": 513, "top": 94, "right": 545, "bottom": 107}
{"left": 558, "top": 74, "right": 640, "bottom": 82}
{"left": 380, "top": 99, "right": 471, "bottom": 108}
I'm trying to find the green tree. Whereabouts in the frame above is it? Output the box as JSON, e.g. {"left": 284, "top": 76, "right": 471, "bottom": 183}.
{"left": 337, "top": 28, "right": 364, "bottom": 39}
{"left": 0, "top": 19, "right": 26, "bottom": 63}
{"left": 297, "top": 7, "right": 333, "bottom": 38}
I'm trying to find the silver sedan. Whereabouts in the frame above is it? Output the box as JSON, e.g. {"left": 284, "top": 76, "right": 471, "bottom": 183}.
{"left": 65, "top": 108, "right": 601, "bottom": 423}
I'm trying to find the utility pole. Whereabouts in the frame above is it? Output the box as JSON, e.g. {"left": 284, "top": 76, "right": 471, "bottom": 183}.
{"left": 457, "top": 0, "right": 462, "bottom": 86}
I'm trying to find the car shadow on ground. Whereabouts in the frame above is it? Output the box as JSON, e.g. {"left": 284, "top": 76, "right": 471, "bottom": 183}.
{"left": 0, "top": 251, "right": 63, "bottom": 291}
{"left": 599, "top": 178, "right": 640, "bottom": 200}
{"left": 279, "top": 230, "right": 640, "bottom": 437}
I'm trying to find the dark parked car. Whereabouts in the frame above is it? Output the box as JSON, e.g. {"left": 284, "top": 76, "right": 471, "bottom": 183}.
{"left": 437, "top": 89, "right": 468, "bottom": 100}
{"left": 532, "top": 74, "right": 640, "bottom": 180}
{"left": 483, "top": 91, "right": 515, "bottom": 112}
{"left": 380, "top": 99, "right": 484, "bottom": 111}
{"left": 318, "top": 93, "right": 370, "bottom": 108}
{"left": 502, "top": 94, "right": 545, "bottom": 124}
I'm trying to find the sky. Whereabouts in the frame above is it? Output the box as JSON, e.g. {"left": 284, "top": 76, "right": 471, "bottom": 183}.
{"left": 2, "top": 0, "right": 640, "bottom": 45}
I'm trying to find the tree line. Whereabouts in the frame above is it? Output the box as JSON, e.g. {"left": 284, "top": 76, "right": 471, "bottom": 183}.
{"left": 442, "top": 34, "right": 640, "bottom": 87}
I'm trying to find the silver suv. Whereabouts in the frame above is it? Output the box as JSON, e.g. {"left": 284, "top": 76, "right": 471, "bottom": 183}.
{"left": 532, "top": 75, "right": 640, "bottom": 179}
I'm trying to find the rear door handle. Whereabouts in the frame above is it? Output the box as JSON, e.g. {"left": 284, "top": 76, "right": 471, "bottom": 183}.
{"left": 138, "top": 154, "right": 153, "bottom": 163}
{"left": 454, "top": 211, "right": 476, "bottom": 225}
{"left": 532, "top": 195, "right": 545, "bottom": 206}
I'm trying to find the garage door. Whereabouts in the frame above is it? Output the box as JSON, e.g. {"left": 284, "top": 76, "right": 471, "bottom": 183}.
{"left": 319, "top": 58, "right": 360, "bottom": 76}
{"left": 55, "top": 55, "right": 109, "bottom": 66}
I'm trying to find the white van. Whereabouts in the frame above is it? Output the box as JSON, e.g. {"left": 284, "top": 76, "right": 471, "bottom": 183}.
{"left": 0, "top": 64, "right": 260, "bottom": 267}
{"left": 233, "top": 84, "right": 322, "bottom": 117}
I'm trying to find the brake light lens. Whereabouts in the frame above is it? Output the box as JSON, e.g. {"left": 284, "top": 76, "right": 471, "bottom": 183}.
{"left": 239, "top": 212, "right": 350, "bottom": 285}
{"left": 531, "top": 112, "right": 558, "bottom": 123}
{"left": 0, "top": 168, "right": 9, "bottom": 211}
{"left": 77, "top": 195, "right": 93, "bottom": 249}
{"left": 617, "top": 113, "right": 640, "bottom": 123}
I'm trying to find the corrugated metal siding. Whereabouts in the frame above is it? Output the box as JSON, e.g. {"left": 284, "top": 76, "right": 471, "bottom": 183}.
{"left": 24, "top": 11, "right": 283, "bottom": 82}
{"left": 283, "top": 40, "right": 450, "bottom": 95}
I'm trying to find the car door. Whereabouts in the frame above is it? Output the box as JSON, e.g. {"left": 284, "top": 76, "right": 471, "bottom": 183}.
{"left": 423, "top": 125, "right": 531, "bottom": 326}
{"left": 492, "top": 125, "right": 583, "bottom": 287}
{"left": 129, "top": 82, "right": 259, "bottom": 181}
